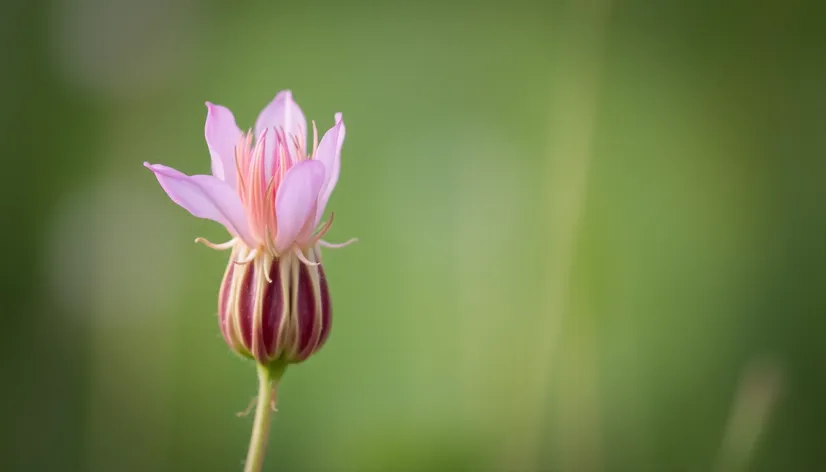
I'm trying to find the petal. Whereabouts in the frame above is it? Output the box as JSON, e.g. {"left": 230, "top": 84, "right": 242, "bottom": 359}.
{"left": 274, "top": 160, "right": 325, "bottom": 253}
{"left": 254, "top": 90, "right": 307, "bottom": 154}
{"left": 205, "top": 102, "right": 241, "bottom": 189}
{"left": 314, "top": 113, "right": 345, "bottom": 225}
{"left": 144, "top": 163, "right": 254, "bottom": 246}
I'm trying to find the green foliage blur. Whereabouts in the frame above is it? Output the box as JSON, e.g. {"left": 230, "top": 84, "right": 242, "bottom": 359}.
{"left": 2, "top": 0, "right": 825, "bottom": 471}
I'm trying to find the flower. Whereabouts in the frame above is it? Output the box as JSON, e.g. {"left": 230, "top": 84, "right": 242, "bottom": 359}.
{"left": 145, "top": 90, "right": 354, "bottom": 366}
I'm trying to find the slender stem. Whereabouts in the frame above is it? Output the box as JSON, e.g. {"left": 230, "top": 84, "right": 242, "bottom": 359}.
{"left": 244, "top": 363, "right": 275, "bottom": 472}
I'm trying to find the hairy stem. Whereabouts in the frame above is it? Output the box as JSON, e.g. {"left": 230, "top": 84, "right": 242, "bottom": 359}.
{"left": 244, "top": 363, "right": 279, "bottom": 472}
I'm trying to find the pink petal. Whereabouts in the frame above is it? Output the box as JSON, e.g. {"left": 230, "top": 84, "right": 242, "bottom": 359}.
{"left": 254, "top": 90, "right": 307, "bottom": 155}
{"left": 205, "top": 102, "right": 241, "bottom": 189}
{"left": 314, "top": 113, "right": 345, "bottom": 225}
{"left": 144, "top": 163, "right": 254, "bottom": 246}
{"left": 274, "top": 160, "right": 325, "bottom": 253}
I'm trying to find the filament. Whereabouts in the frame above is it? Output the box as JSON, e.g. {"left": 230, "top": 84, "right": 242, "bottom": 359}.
{"left": 195, "top": 237, "right": 237, "bottom": 250}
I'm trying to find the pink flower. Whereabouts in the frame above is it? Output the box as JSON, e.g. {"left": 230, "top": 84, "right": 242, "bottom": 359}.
{"left": 145, "top": 91, "right": 354, "bottom": 365}
{"left": 145, "top": 90, "right": 350, "bottom": 260}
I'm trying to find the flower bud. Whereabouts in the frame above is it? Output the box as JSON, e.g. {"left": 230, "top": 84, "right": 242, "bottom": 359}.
{"left": 218, "top": 244, "right": 331, "bottom": 366}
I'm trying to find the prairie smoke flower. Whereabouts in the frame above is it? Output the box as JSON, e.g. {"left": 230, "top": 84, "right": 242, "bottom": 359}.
{"left": 145, "top": 91, "right": 354, "bottom": 368}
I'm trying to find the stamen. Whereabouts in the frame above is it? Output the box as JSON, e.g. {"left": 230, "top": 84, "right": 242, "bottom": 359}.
{"left": 194, "top": 237, "right": 238, "bottom": 250}
{"left": 258, "top": 255, "right": 273, "bottom": 284}
{"left": 291, "top": 134, "right": 303, "bottom": 160}
{"left": 264, "top": 226, "right": 277, "bottom": 258}
{"left": 275, "top": 128, "right": 290, "bottom": 181}
{"left": 264, "top": 176, "right": 278, "bottom": 240}
{"left": 312, "top": 120, "right": 318, "bottom": 157}
{"left": 234, "top": 136, "right": 248, "bottom": 197}
{"left": 248, "top": 131, "right": 269, "bottom": 236}
{"left": 294, "top": 248, "right": 320, "bottom": 266}
{"left": 235, "top": 248, "right": 259, "bottom": 265}
{"left": 317, "top": 238, "right": 359, "bottom": 249}
{"left": 310, "top": 212, "right": 335, "bottom": 246}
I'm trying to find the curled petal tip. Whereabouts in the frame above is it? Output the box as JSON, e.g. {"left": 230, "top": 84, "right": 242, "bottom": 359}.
{"left": 205, "top": 101, "right": 224, "bottom": 113}
{"left": 334, "top": 112, "right": 343, "bottom": 123}
{"left": 144, "top": 162, "right": 165, "bottom": 173}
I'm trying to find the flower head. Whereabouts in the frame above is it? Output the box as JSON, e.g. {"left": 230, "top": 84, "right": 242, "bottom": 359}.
{"left": 145, "top": 91, "right": 354, "bottom": 365}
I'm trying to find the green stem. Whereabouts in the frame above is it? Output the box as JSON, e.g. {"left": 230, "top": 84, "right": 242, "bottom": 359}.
{"left": 244, "top": 363, "right": 278, "bottom": 472}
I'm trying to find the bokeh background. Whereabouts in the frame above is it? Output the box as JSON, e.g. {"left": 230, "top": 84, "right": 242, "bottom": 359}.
{"left": 2, "top": 0, "right": 825, "bottom": 470}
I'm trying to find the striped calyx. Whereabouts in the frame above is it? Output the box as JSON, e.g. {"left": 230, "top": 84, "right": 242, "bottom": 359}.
{"left": 218, "top": 244, "right": 331, "bottom": 365}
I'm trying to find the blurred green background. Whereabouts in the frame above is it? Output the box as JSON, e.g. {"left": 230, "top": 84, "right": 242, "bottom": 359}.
{"left": 2, "top": 0, "right": 825, "bottom": 470}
